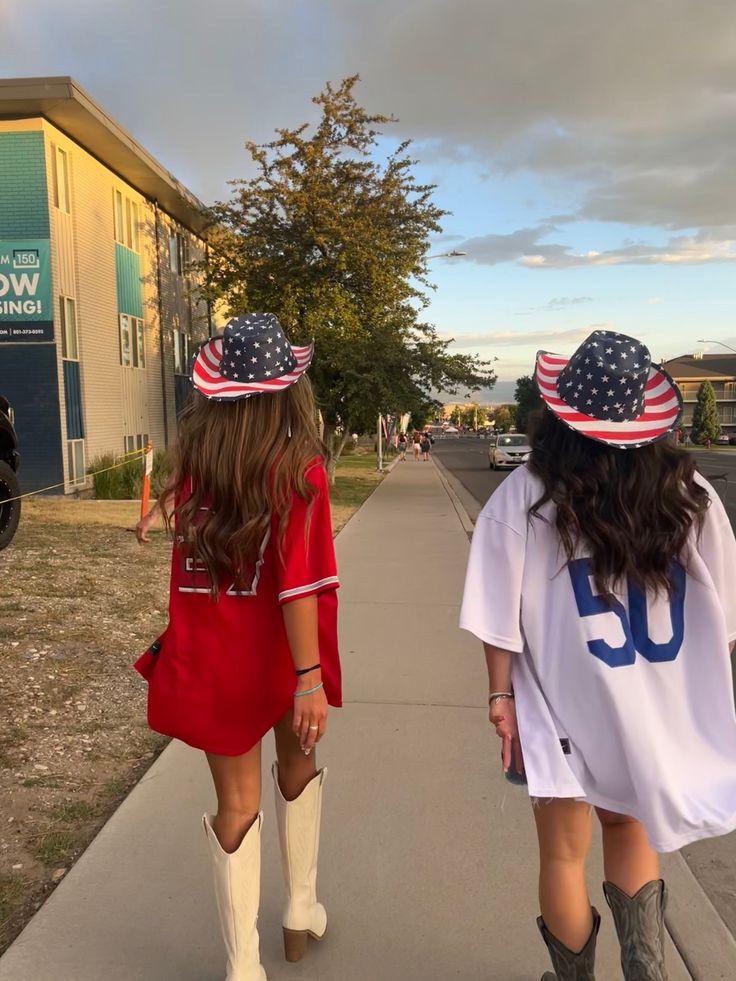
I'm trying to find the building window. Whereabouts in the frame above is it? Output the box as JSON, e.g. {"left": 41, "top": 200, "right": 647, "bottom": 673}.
{"left": 114, "top": 190, "right": 125, "bottom": 243}
{"left": 129, "top": 200, "right": 139, "bottom": 252}
{"left": 119, "top": 314, "right": 145, "bottom": 368}
{"left": 114, "top": 191, "right": 140, "bottom": 252}
{"left": 67, "top": 439, "right": 85, "bottom": 486}
{"left": 169, "top": 231, "right": 187, "bottom": 275}
{"left": 173, "top": 329, "right": 190, "bottom": 374}
{"left": 59, "top": 296, "right": 79, "bottom": 360}
{"left": 52, "top": 146, "right": 71, "bottom": 213}
{"left": 124, "top": 433, "right": 150, "bottom": 455}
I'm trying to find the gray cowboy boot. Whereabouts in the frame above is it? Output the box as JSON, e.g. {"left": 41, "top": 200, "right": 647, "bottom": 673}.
{"left": 538, "top": 908, "right": 600, "bottom": 980}
{"left": 603, "top": 879, "right": 668, "bottom": 981}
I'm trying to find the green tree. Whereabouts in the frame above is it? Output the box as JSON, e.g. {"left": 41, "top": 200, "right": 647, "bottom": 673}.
{"left": 690, "top": 380, "right": 721, "bottom": 444}
{"left": 493, "top": 404, "right": 516, "bottom": 432}
{"left": 514, "top": 375, "right": 543, "bottom": 434}
{"left": 201, "top": 77, "right": 495, "bottom": 478}
{"left": 460, "top": 404, "right": 479, "bottom": 429}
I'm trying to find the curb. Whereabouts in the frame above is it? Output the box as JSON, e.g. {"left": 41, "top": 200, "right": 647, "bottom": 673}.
{"left": 432, "top": 451, "right": 736, "bottom": 978}
{"left": 431, "top": 455, "right": 478, "bottom": 534}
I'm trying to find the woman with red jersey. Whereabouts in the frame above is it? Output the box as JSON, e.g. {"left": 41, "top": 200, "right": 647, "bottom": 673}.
{"left": 135, "top": 313, "right": 341, "bottom": 981}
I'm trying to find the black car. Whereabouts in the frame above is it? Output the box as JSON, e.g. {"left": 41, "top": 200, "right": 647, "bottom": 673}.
{"left": 0, "top": 396, "right": 21, "bottom": 549}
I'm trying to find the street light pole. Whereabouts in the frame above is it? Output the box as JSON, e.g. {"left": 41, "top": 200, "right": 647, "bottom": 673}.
{"left": 697, "top": 339, "right": 736, "bottom": 355}
{"left": 425, "top": 250, "right": 468, "bottom": 260}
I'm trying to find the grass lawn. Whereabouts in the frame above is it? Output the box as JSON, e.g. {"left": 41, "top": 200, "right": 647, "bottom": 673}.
{"left": 0, "top": 447, "right": 387, "bottom": 953}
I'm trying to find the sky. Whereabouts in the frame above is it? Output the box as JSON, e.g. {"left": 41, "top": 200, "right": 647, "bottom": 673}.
{"left": 3, "top": 0, "right": 736, "bottom": 403}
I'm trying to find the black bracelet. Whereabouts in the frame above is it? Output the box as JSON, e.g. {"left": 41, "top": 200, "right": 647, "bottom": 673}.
{"left": 295, "top": 662, "right": 321, "bottom": 677}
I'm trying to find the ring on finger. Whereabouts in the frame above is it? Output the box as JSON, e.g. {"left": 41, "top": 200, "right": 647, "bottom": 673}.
{"left": 308, "top": 725, "right": 319, "bottom": 731}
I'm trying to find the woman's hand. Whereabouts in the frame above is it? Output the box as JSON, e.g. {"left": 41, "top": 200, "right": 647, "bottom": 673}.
{"left": 135, "top": 508, "right": 159, "bottom": 544}
{"left": 293, "top": 676, "right": 328, "bottom": 756}
{"left": 489, "top": 696, "right": 524, "bottom": 776}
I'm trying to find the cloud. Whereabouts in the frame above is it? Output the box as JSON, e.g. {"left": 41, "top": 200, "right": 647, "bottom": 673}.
{"left": 444, "top": 326, "right": 595, "bottom": 349}
{"left": 458, "top": 225, "right": 736, "bottom": 269}
{"left": 545, "top": 296, "right": 593, "bottom": 309}
{"left": 2, "top": 0, "right": 735, "bottom": 229}
{"left": 520, "top": 233, "right": 736, "bottom": 269}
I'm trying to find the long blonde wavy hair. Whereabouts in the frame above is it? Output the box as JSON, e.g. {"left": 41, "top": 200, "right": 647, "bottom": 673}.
{"left": 163, "top": 375, "right": 326, "bottom": 597}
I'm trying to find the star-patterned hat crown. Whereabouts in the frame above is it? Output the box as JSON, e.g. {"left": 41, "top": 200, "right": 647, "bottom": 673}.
{"left": 192, "top": 313, "right": 314, "bottom": 401}
{"left": 559, "top": 330, "right": 649, "bottom": 421}
{"left": 535, "top": 329, "right": 683, "bottom": 449}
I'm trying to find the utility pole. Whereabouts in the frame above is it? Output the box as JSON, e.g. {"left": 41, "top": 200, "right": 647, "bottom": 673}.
{"left": 377, "top": 413, "right": 383, "bottom": 472}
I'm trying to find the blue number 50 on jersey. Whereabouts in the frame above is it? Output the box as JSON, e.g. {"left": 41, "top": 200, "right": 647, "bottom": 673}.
{"left": 568, "top": 558, "right": 686, "bottom": 668}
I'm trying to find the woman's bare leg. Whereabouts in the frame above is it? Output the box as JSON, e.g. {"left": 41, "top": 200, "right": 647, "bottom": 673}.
{"left": 206, "top": 742, "right": 262, "bottom": 853}
{"left": 274, "top": 710, "right": 317, "bottom": 800}
{"left": 534, "top": 798, "right": 594, "bottom": 951}
{"left": 596, "top": 807, "right": 659, "bottom": 895}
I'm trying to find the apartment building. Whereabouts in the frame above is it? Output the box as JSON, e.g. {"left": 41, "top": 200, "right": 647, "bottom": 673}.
{"left": 662, "top": 353, "right": 736, "bottom": 435}
{"left": 0, "top": 77, "right": 212, "bottom": 495}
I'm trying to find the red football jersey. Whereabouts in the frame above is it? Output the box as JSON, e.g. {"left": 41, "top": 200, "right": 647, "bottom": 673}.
{"left": 134, "top": 459, "right": 341, "bottom": 755}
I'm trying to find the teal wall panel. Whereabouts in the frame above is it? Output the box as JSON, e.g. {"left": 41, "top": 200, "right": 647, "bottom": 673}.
{"left": 114, "top": 243, "right": 143, "bottom": 318}
{"left": 0, "top": 132, "right": 49, "bottom": 238}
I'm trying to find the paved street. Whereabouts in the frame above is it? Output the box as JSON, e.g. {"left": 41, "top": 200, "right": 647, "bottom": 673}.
{"left": 432, "top": 435, "right": 736, "bottom": 942}
{"left": 432, "top": 436, "right": 736, "bottom": 528}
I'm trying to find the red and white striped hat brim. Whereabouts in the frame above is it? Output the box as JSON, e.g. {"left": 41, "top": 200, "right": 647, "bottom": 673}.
{"left": 192, "top": 337, "right": 314, "bottom": 400}
{"left": 535, "top": 352, "right": 683, "bottom": 448}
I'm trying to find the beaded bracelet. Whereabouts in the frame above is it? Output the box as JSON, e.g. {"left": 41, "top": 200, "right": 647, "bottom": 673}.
{"left": 294, "top": 681, "right": 324, "bottom": 698}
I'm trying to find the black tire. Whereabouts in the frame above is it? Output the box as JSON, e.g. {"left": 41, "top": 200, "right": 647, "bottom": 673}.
{"left": 0, "top": 460, "right": 21, "bottom": 550}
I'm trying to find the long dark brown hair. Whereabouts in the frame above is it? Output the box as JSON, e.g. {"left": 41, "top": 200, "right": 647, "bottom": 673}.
{"left": 163, "top": 376, "right": 325, "bottom": 596}
{"left": 528, "top": 408, "right": 709, "bottom": 595}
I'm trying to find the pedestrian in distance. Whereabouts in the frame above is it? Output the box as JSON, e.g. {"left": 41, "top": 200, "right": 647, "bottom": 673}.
{"left": 412, "top": 430, "right": 422, "bottom": 460}
{"left": 398, "top": 432, "right": 408, "bottom": 460}
{"left": 420, "top": 431, "right": 431, "bottom": 461}
{"left": 461, "top": 329, "right": 736, "bottom": 981}
{"left": 135, "top": 313, "right": 341, "bottom": 980}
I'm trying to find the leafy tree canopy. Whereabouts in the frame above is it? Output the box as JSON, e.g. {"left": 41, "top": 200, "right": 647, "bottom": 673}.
{"left": 690, "top": 380, "right": 721, "bottom": 444}
{"left": 201, "top": 77, "right": 495, "bottom": 473}
{"left": 514, "top": 375, "right": 543, "bottom": 434}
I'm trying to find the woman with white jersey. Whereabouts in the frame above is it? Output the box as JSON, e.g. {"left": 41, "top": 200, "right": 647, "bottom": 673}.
{"left": 461, "top": 329, "right": 736, "bottom": 981}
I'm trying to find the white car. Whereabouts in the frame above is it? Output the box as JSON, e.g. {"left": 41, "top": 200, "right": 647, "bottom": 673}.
{"left": 489, "top": 433, "right": 531, "bottom": 470}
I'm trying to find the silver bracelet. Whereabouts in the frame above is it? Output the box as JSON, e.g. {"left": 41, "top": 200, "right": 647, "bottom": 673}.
{"left": 294, "top": 681, "right": 324, "bottom": 698}
{"left": 488, "top": 691, "right": 514, "bottom": 706}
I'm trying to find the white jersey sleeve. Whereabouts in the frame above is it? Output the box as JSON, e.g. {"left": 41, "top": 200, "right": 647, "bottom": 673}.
{"left": 460, "top": 469, "right": 531, "bottom": 652}
{"left": 695, "top": 476, "right": 736, "bottom": 642}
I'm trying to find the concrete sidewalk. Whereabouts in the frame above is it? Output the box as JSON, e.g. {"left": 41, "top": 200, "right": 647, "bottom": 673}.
{"left": 0, "top": 458, "right": 729, "bottom": 979}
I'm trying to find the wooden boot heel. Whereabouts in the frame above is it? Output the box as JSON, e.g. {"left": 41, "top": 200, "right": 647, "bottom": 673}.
{"left": 283, "top": 927, "right": 308, "bottom": 962}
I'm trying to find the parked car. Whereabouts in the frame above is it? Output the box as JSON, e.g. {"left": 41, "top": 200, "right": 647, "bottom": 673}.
{"left": 715, "top": 434, "right": 731, "bottom": 445}
{"left": 0, "top": 396, "right": 21, "bottom": 549}
{"left": 444, "top": 426, "right": 460, "bottom": 435}
{"left": 488, "top": 433, "right": 532, "bottom": 470}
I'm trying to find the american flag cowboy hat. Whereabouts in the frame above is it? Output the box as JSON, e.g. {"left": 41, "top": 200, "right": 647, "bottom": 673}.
{"left": 192, "top": 313, "right": 314, "bottom": 401}
{"left": 535, "top": 329, "right": 683, "bottom": 448}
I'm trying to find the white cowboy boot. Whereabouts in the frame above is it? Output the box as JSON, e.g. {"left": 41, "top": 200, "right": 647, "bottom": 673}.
{"left": 203, "top": 812, "right": 267, "bottom": 981}
{"left": 272, "top": 763, "right": 328, "bottom": 962}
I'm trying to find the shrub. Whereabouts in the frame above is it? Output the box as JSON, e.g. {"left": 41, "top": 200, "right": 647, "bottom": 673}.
{"left": 89, "top": 453, "right": 119, "bottom": 499}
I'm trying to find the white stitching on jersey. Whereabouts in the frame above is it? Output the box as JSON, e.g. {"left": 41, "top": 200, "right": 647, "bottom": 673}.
{"left": 278, "top": 575, "right": 340, "bottom": 601}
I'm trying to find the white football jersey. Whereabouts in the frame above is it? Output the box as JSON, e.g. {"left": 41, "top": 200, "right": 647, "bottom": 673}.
{"left": 460, "top": 465, "right": 736, "bottom": 852}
